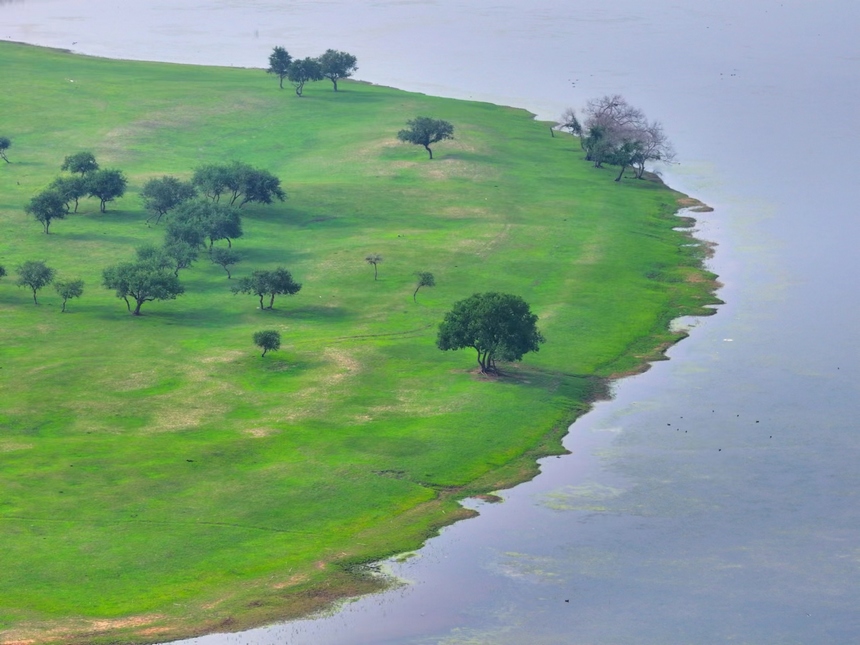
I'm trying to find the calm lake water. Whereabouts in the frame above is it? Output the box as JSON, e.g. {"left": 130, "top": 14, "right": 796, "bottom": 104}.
{"left": 4, "top": 1, "right": 860, "bottom": 643}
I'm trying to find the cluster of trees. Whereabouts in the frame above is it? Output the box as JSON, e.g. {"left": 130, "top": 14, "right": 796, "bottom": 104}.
{"left": 267, "top": 47, "right": 358, "bottom": 95}
{"left": 25, "top": 152, "right": 127, "bottom": 233}
{"left": 0, "top": 259, "right": 84, "bottom": 310}
{"left": 558, "top": 95, "right": 675, "bottom": 181}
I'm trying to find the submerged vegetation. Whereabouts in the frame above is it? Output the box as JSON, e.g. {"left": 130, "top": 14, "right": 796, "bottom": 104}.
{"left": 0, "top": 41, "right": 719, "bottom": 643}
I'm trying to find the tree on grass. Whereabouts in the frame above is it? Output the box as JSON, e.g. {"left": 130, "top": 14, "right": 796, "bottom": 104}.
{"left": 413, "top": 271, "right": 435, "bottom": 302}
{"left": 86, "top": 169, "right": 127, "bottom": 212}
{"left": 0, "top": 136, "right": 11, "bottom": 163}
{"left": 0, "top": 265, "right": 6, "bottom": 280}
{"left": 210, "top": 247, "right": 240, "bottom": 279}
{"left": 25, "top": 190, "right": 67, "bottom": 234}
{"left": 102, "top": 261, "right": 184, "bottom": 316}
{"left": 397, "top": 117, "right": 454, "bottom": 159}
{"left": 318, "top": 49, "right": 357, "bottom": 91}
{"left": 287, "top": 57, "right": 323, "bottom": 97}
{"left": 49, "top": 176, "right": 88, "bottom": 213}
{"left": 16, "top": 260, "right": 55, "bottom": 304}
{"left": 163, "top": 240, "right": 199, "bottom": 276}
{"left": 365, "top": 253, "right": 383, "bottom": 280}
{"left": 267, "top": 46, "right": 293, "bottom": 89}
{"left": 192, "top": 162, "right": 285, "bottom": 208}
{"left": 233, "top": 267, "right": 301, "bottom": 309}
{"left": 61, "top": 151, "right": 99, "bottom": 175}
{"left": 141, "top": 175, "right": 197, "bottom": 223}
{"left": 54, "top": 279, "right": 84, "bottom": 312}
{"left": 253, "top": 329, "right": 281, "bottom": 357}
{"left": 437, "top": 292, "right": 545, "bottom": 374}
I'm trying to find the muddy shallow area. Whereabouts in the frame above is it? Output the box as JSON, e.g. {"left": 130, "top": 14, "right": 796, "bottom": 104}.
{"left": 4, "top": 1, "right": 860, "bottom": 643}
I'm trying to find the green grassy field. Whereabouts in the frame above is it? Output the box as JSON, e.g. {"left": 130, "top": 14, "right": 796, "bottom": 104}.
{"left": 0, "top": 42, "right": 719, "bottom": 644}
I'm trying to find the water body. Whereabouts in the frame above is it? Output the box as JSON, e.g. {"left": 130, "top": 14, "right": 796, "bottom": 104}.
{"left": 3, "top": 1, "right": 860, "bottom": 643}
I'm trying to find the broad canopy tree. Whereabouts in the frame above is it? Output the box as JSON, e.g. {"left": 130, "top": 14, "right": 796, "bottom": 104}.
{"left": 437, "top": 292, "right": 545, "bottom": 374}
{"left": 253, "top": 329, "right": 281, "bottom": 357}
{"left": 287, "top": 57, "right": 324, "bottom": 97}
{"left": 397, "top": 117, "right": 454, "bottom": 159}
{"left": 192, "top": 162, "right": 285, "bottom": 208}
{"left": 25, "top": 190, "right": 67, "bottom": 233}
{"left": 232, "top": 267, "right": 301, "bottom": 310}
{"left": 16, "top": 260, "right": 56, "bottom": 305}
{"left": 54, "top": 279, "right": 84, "bottom": 312}
{"left": 317, "top": 49, "right": 357, "bottom": 91}
{"left": 49, "top": 175, "right": 88, "bottom": 213}
{"left": 61, "top": 151, "right": 99, "bottom": 175}
{"left": 267, "top": 46, "right": 293, "bottom": 89}
{"left": 102, "top": 260, "right": 184, "bottom": 315}
{"left": 86, "top": 169, "right": 127, "bottom": 212}
{"left": 141, "top": 175, "right": 197, "bottom": 223}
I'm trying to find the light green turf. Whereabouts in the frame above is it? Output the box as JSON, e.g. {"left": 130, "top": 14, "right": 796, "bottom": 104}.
{"left": 0, "top": 42, "right": 719, "bottom": 643}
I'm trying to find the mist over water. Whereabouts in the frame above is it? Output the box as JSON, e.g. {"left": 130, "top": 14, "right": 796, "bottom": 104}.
{"left": 3, "top": 1, "right": 860, "bottom": 643}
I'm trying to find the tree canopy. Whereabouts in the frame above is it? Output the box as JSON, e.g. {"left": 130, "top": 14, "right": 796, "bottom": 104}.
{"left": 141, "top": 175, "right": 197, "bottom": 223}
{"left": 397, "top": 117, "right": 454, "bottom": 159}
{"left": 318, "top": 49, "right": 358, "bottom": 91}
{"left": 287, "top": 57, "right": 324, "bottom": 97}
{"left": 49, "top": 175, "right": 88, "bottom": 213}
{"left": 267, "top": 46, "right": 293, "bottom": 89}
{"left": 436, "top": 292, "right": 545, "bottom": 374}
{"left": 413, "top": 271, "right": 435, "bottom": 302}
{"left": 102, "top": 260, "right": 184, "bottom": 315}
{"left": 0, "top": 136, "right": 11, "bottom": 163}
{"left": 61, "top": 151, "right": 99, "bottom": 175}
{"left": 54, "top": 279, "right": 84, "bottom": 312}
{"left": 86, "top": 168, "right": 127, "bottom": 212}
{"left": 232, "top": 267, "right": 301, "bottom": 310}
{"left": 253, "top": 329, "right": 281, "bottom": 357}
{"left": 192, "top": 162, "right": 285, "bottom": 208}
{"left": 25, "top": 190, "right": 67, "bottom": 234}
{"left": 16, "top": 260, "right": 56, "bottom": 305}
{"left": 210, "top": 247, "right": 240, "bottom": 279}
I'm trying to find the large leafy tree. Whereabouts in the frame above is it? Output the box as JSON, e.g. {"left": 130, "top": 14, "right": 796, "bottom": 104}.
{"left": 253, "top": 330, "right": 281, "bottom": 357}
{"left": 232, "top": 267, "right": 301, "bottom": 310}
{"left": 168, "top": 200, "right": 243, "bottom": 248}
{"left": 49, "top": 176, "right": 88, "bottom": 213}
{"left": 141, "top": 175, "right": 197, "bottom": 223}
{"left": 25, "top": 190, "right": 67, "bottom": 233}
{"left": 102, "top": 260, "right": 184, "bottom": 315}
{"left": 267, "top": 46, "right": 293, "bottom": 89}
{"left": 317, "top": 49, "right": 357, "bottom": 91}
{"left": 287, "top": 57, "right": 323, "bottom": 97}
{"left": 16, "top": 260, "right": 56, "bottom": 304}
{"left": 86, "top": 169, "right": 127, "bottom": 212}
{"left": 0, "top": 136, "right": 11, "bottom": 163}
{"left": 397, "top": 117, "right": 454, "bottom": 159}
{"left": 61, "top": 151, "right": 99, "bottom": 175}
{"left": 192, "top": 162, "right": 285, "bottom": 208}
{"left": 437, "top": 292, "right": 545, "bottom": 374}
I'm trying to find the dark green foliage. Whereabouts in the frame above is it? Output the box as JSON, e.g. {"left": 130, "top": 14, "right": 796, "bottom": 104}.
{"left": 437, "top": 292, "right": 545, "bottom": 373}
{"left": 168, "top": 199, "right": 243, "bottom": 249}
{"left": 25, "top": 190, "right": 67, "bottom": 233}
{"left": 365, "top": 253, "right": 382, "bottom": 280}
{"left": 0, "top": 136, "right": 11, "bottom": 162}
{"left": 397, "top": 117, "right": 454, "bottom": 159}
{"left": 0, "top": 265, "right": 6, "bottom": 280}
{"left": 54, "top": 279, "right": 84, "bottom": 312}
{"left": 16, "top": 260, "right": 55, "bottom": 304}
{"left": 232, "top": 267, "right": 302, "bottom": 310}
{"left": 210, "top": 247, "right": 240, "bottom": 279}
{"left": 163, "top": 240, "right": 199, "bottom": 276}
{"left": 60, "top": 151, "right": 98, "bottom": 175}
{"left": 49, "top": 175, "right": 88, "bottom": 213}
{"left": 317, "top": 49, "right": 357, "bottom": 91}
{"left": 253, "top": 329, "right": 281, "bottom": 357}
{"left": 192, "top": 162, "right": 285, "bottom": 208}
{"left": 141, "top": 175, "right": 197, "bottom": 223}
{"left": 86, "top": 168, "right": 127, "bottom": 212}
{"left": 102, "top": 260, "right": 184, "bottom": 315}
{"left": 287, "top": 57, "right": 323, "bottom": 97}
{"left": 267, "top": 46, "right": 293, "bottom": 89}
{"left": 413, "top": 271, "right": 435, "bottom": 302}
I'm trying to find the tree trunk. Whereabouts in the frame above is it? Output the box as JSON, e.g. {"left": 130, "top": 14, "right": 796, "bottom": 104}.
{"left": 226, "top": 237, "right": 232, "bottom": 248}
{"left": 0, "top": 152, "right": 8, "bottom": 163}
{"left": 133, "top": 300, "right": 143, "bottom": 315}
{"left": 43, "top": 220, "right": 50, "bottom": 234}
{"left": 413, "top": 286, "right": 420, "bottom": 302}
{"left": 258, "top": 294, "right": 264, "bottom": 309}
{"left": 279, "top": 76, "right": 284, "bottom": 89}
{"left": 61, "top": 299, "right": 67, "bottom": 313}
{"left": 332, "top": 79, "right": 338, "bottom": 92}
{"left": 268, "top": 293, "right": 276, "bottom": 309}
{"left": 100, "top": 199, "right": 107, "bottom": 213}
{"left": 261, "top": 348, "right": 268, "bottom": 357}
{"left": 224, "top": 266, "right": 232, "bottom": 279}
{"left": 373, "top": 264, "right": 378, "bottom": 280}
{"left": 615, "top": 164, "right": 627, "bottom": 182}
{"left": 32, "top": 289, "right": 38, "bottom": 305}
{"left": 123, "top": 296, "right": 131, "bottom": 312}
{"left": 295, "top": 83, "right": 304, "bottom": 97}
{"left": 424, "top": 145, "right": 433, "bottom": 160}
{"left": 73, "top": 197, "right": 79, "bottom": 213}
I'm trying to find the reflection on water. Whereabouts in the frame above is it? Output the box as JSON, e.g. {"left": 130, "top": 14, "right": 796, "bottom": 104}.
{"left": 4, "top": 1, "right": 860, "bottom": 643}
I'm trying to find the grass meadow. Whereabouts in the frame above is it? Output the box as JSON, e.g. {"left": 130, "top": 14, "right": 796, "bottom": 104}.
{"left": 0, "top": 42, "right": 719, "bottom": 643}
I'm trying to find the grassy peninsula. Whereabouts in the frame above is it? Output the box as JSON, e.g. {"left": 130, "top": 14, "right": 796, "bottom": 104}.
{"left": 0, "top": 42, "right": 719, "bottom": 644}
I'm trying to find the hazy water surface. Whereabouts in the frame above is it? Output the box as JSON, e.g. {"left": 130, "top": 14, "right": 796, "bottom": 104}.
{"left": 3, "top": 1, "right": 860, "bottom": 643}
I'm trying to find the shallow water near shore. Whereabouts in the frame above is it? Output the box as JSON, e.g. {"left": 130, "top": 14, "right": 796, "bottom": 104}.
{"left": 3, "top": 1, "right": 860, "bottom": 643}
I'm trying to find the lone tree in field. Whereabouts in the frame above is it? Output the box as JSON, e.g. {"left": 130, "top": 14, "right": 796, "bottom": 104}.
{"left": 0, "top": 136, "right": 11, "bottom": 163}
{"left": 61, "top": 151, "right": 99, "bottom": 175}
{"left": 437, "top": 292, "right": 545, "bottom": 374}
{"left": 54, "top": 279, "right": 84, "bottom": 312}
{"left": 141, "top": 175, "right": 197, "bottom": 223}
{"left": 25, "top": 190, "right": 67, "bottom": 234}
{"left": 287, "top": 57, "right": 324, "bottom": 97}
{"left": 317, "top": 49, "right": 357, "bottom": 91}
{"left": 397, "top": 117, "right": 454, "bottom": 159}
{"left": 365, "top": 253, "right": 383, "bottom": 280}
{"left": 253, "top": 329, "right": 281, "bottom": 357}
{"left": 49, "top": 176, "right": 88, "bottom": 213}
{"left": 86, "top": 169, "right": 127, "bottom": 212}
{"left": 232, "top": 267, "right": 302, "bottom": 310}
{"left": 210, "top": 247, "right": 240, "bottom": 279}
{"left": 102, "top": 261, "right": 184, "bottom": 315}
{"left": 267, "top": 46, "right": 293, "bottom": 89}
{"left": 16, "top": 260, "right": 56, "bottom": 304}
{"left": 413, "top": 271, "right": 435, "bottom": 302}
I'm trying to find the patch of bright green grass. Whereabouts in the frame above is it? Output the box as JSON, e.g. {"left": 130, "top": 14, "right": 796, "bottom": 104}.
{"left": 0, "top": 42, "right": 719, "bottom": 642}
